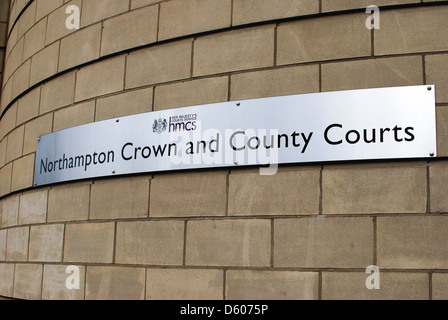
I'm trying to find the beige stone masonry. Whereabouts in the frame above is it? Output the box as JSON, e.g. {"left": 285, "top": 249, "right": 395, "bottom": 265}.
{"left": 115, "top": 220, "right": 184, "bottom": 265}
{"left": 150, "top": 171, "right": 227, "bottom": 217}
{"left": 64, "top": 222, "right": 115, "bottom": 264}
{"left": 377, "top": 216, "right": 448, "bottom": 269}
{"left": 58, "top": 23, "right": 101, "bottom": 72}
{"left": 29, "top": 224, "right": 64, "bottom": 262}
{"left": 6, "top": 226, "right": 29, "bottom": 261}
{"left": 0, "top": 264, "right": 14, "bottom": 297}
{"left": 322, "top": 163, "right": 427, "bottom": 214}
{"left": 90, "top": 177, "right": 150, "bottom": 220}
{"left": 233, "top": 0, "right": 319, "bottom": 25}
{"left": 375, "top": 6, "right": 448, "bottom": 56}
{"left": 101, "top": 5, "right": 158, "bottom": 56}
{"left": 95, "top": 87, "right": 153, "bottom": 121}
{"left": 47, "top": 182, "right": 90, "bottom": 222}
{"left": 18, "top": 189, "right": 47, "bottom": 225}
{"left": 322, "top": 56, "right": 424, "bottom": 92}
{"left": 75, "top": 55, "right": 125, "bottom": 102}
{"left": 230, "top": 65, "right": 319, "bottom": 101}
{"left": 433, "top": 273, "right": 448, "bottom": 300}
{"left": 159, "top": 0, "right": 231, "bottom": 40}
{"left": 146, "top": 268, "right": 224, "bottom": 300}
{"left": 14, "top": 264, "right": 42, "bottom": 300}
{"left": 226, "top": 270, "right": 319, "bottom": 300}
{"left": 85, "top": 266, "right": 146, "bottom": 300}
{"left": 186, "top": 219, "right": 271, "bottom": 267}
{"left": 154, "top": 77, "right": 228, "bottom": 111}
{"left": 274, "top": 217, "right": 374, "bottom": 268}
{"left": 42, "top": 264, "right": 85, "bottom": 300}
{"left": 228, "top": 168, "right": 320, "bottom": 216}
{"left": 322, "top": 272, "right": 429, "bottom": 300}
{"left": 194, "top": 25, "right": 275, "bottom": 77}
{"left": 126, "top": 39, "right": 192, "bottom": 89}
{"left": 277, "top": 13, "right": 370, "bottom": 65}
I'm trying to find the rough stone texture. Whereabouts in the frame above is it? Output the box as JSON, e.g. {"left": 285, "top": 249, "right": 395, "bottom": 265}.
{"left": 377, "top": 216, "right": 448, "bottom": 269}
{"left": 274, "top": 217, "right": 374, "bottom": 268}
{"left": 150, "top": 172, "right": 227, "bottom": 217}
{"left": 64, "top": 222, "right": 115, "bottom": 264}
{"left": 277, "top": 13, "right": 370, "bottom": 65}
{"left": 75, "top": 55, "right": 125, "bottom": 102}
{"left": 115, "top": 220, "right": 184, "bottom": 265}
{"left": 90, "top": 177, "right": 149, "bottom": 220}
{"left": 322, "top": 163, "right": 427, "bottom": 214}
{"left": 159, "top": 0, "right": 231, "bottom": 40}
{"left": 226, "top": 270, "right": 318, "bottom": 300}
{"left": 233, "top": 0, "right": 319, "bottom": 25}
{"left": 85, "top": 266, "right": 146, "bottom": 300}
{"left": 186, "top": 219, "right": 271, "bottom": 267}
{"left": 193, "top": 25, "right": 275, "bottom": 76}
{"left": 29, "top": 224, "right": 64, "bottom": 262}
{"left": 322, "top": 272, "right": 429, "bottom": 300}
{"left": 375, "top": 6, "right": 448, "bottom": 56}
{"left": 146, "top": 268, "right": 224, "bottom": 300}
{"left": 47, "top": 183, "right": 90, "bottom": 222}
{"left": 42, "top": 265, "right": 85, "bottom": 300}
{"left": 228, "top": 168, "right": 320, "bottom": 215}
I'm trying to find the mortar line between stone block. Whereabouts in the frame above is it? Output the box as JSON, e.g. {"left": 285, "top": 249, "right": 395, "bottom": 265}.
{"left": 270, "top": 219, "right": 274, "bottom": 268}
{"left": 318, "top": 271, "right": 322, "bottom": 300}
{"left": 426, "top": 162, "right": 430, "bottom": 214}
{"left": 223, "top": 268, "right": 227, "bottom": 300}
{"left": 429, "top": 271, "right": 433, "bottom": 300}
{"left": 182, "top": 220, "right": 187, "bottom": 266}
{"left": 373, "top": 217, "right": 377, "bottom": 266}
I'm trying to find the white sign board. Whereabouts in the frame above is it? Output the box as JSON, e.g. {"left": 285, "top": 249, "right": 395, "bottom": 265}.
{"left": 35, "top": 85, "right": 437, "bottom": 186}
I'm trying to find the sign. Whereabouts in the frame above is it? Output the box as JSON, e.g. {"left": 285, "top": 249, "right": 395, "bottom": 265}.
{"left": 34, "top": 85, "right": 437, "bottom": 186}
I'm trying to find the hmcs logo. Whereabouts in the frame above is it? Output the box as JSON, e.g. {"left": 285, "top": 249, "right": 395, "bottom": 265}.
{"left": 152, "top": 118, "right": 168, "bottom": 134}
{"left": 168, "top": 114, "right": 198, "bottom": 133}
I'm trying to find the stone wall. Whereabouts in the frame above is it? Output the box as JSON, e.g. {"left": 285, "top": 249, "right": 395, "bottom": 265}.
{"left": 0, "top": 0, "right": 448, "bottom": 300}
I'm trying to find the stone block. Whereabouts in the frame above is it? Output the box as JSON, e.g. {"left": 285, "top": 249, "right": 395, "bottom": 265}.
{"left": 228, "top": 167, "right": 320, "bottom": 215}
{"left": 95, "top": 87, "right": 153, "bottom": 121}
{"left": 150, "top": 171, "right": 227, "bottom": 217}
{"left": 146, "top": 268, "right": 224, "bottom": 300}
{"left": 18, "top": 190, "right": 48, "bottom": 225}
{"left": 53, "top": 100, "right": 95, "bottom": 132}
{"left": 42, "top": 265, "right": 85, "bottom": 300}
{"left": 426, "top": 54, "right": 448, "bottom": 104}
{"left": 115, "top": 220, "right": 184, "bottom": 265}
{"left": 230, "top": 65, "right": 319, "bottom": 101}
{"left": 40, "top": 71, "right": 76, "bottom": 114}
{"left": 377, "top": 216, "right": 448, "bottom": 269}
{"left": 226, "top": 270, "right": 318, "bottom": 300}
{"left": 233, "top": 0, "right": 319, "bottom": 25}
{"left": 47, "top": 183, "right": 90, "bottom": 222}
{"left": 375, "top": 6, "right": 448, "bottom": 56}
{"left": 75, "top": 55, "right": 125, "bottom": 101}
{"left": 13, "top": 264, "right": 42, "bottom": 300}
{"left": 274, "top": 217, "right": 374, "bottom": 268}
{"left": 193, "top": 25, "right": 274, "bottom": 77}
{"left": 64, "top": 222, "right": 115, "bottom": 264}
{"left": 322, "top": 56, "right": 424, "bottom": 92}
{"left": 6, "top": 226, "right": 29, "bottom": 261}
{"left": 159, "top": 0, "right": 231, "bottom": 40}
{"left": 11, "top": 154, "right": 35, "bottom": 192}
{"left": 81, "top": 0, "right": 130, "bottom": 27}
{"left": 90, "top": 177, "right": 149, "bottom": 220}
{"left": 85, "top": 266, "right": 145, "bottom": 300}
{"left": 322, "top": 163, "right": 427, "bottom": 214}
{"left": 186, "top": 219, "right": 271, "bottom": 267}
{"left": 101, "top": 5, "right": 158, "bottom": 56}
{"left": 58, "top": 23, "right": 101, "bottom": 71}
{"left": 23, "top": 113, "right": 53, "bottom": 154}
{"left": 154, "top": 77, "right": 228, "bottom": 111}
{"left": 126, "top": 39, "right": 192, "bottom": 89}
{"left": 277, "top": 13, "right": 370, "bottom": 65}
{"left": 29, "top": 224, "right": 64, "bottom": 262}
{"left": 322, "top": 271, "right": 429, "bottom": 300}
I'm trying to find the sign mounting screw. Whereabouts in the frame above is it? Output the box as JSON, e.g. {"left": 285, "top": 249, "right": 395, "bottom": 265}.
{"left": 236, "top": 102, "right": 241, "bottom": 107}
{"left": 430, "top": 152, "right": 435, "bottom": 157}
{"left": 427, "top": 86, "right": 432, "bottom": 91}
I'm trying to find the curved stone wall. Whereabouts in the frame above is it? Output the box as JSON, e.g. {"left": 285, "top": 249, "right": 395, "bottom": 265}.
{"left": 0, "top": 0, "right": 448, "bottom": 300}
